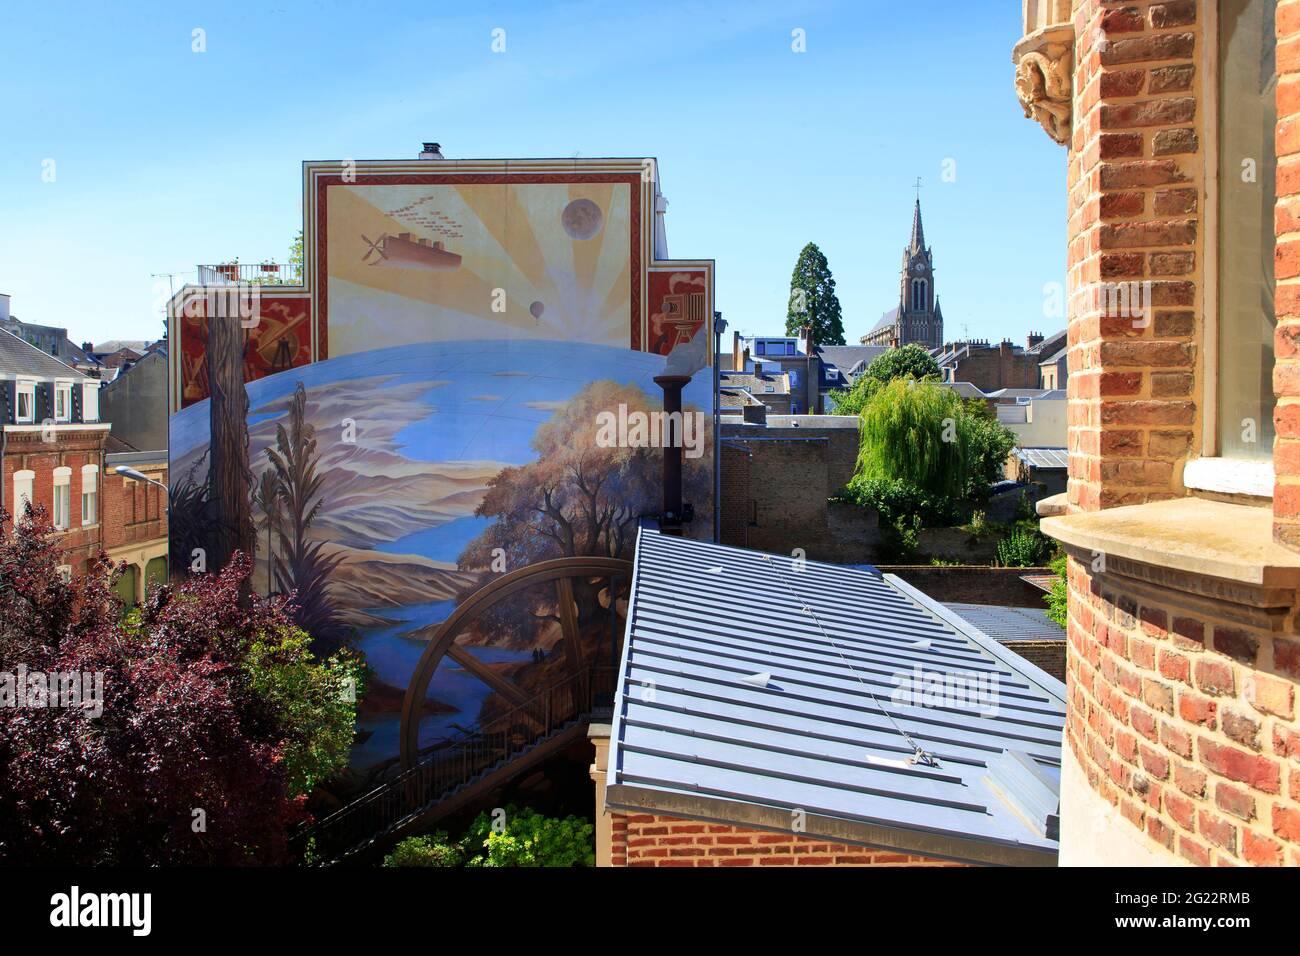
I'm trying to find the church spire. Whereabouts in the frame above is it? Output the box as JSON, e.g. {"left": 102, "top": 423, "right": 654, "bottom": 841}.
{"left": 909, "top": 197, "right": 925, "bottom": 253}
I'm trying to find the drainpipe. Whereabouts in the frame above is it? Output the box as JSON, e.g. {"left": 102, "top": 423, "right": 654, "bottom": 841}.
{"left": 654, "top": 373, "right": 690, "bottom": 536}
{"left": 712, "top": 312, "right": 725, "bottom": 543}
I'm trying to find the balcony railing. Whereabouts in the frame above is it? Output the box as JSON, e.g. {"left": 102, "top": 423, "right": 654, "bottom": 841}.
{"left": 295, "top": 665, "right": 617, "bottom": 865}
{"left": 196, "top": 262, "right": 302, "bottom": 286}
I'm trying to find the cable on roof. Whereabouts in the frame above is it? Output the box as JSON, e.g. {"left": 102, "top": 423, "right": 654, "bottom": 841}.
{"left": 760, "top": 554, "right": 941, "bottom": 769}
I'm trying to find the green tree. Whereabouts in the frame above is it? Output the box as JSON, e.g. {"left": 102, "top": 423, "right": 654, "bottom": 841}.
{"left": 786, "top": 242, "right": 845, "bottom": 345}
{"left": 829, "top": 343, "right": 941, "bottom": 415}
{"left": 853, "top": 378, "right": 972, "bottom": 498}
{"left": 862, "top": 343, "right": 940, "bottom": 384}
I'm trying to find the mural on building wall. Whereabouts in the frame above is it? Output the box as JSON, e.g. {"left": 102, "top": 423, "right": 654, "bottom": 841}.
{"left": 176, "top": 295, "right": 312, "bottom": 407}
{"left": 648, "top": 267, "right": 709, "bottom": 356}
{"left": 170, "top": 165, "right": 714, "bottom": 784}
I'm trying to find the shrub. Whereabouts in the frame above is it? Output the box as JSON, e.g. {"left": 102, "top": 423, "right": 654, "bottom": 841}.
{"left": 461, "top": 805, "right": 595, "bottom": 867}
{"left": 0, "top": 508, "right": 358, "bottom": 865}
{"left": 1045, "top": 554, "right": 1068, "bottom": 628}
{"left": 995, "top": 526, "right": 1053, "bottom": 567}
{"left": 837, "top": 476, "right": 963, "bottom": 529}
{"left": 383, "top": 832, "right": 462, "bottom": 867}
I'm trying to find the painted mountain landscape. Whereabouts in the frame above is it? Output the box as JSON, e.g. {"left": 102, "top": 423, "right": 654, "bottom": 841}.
{"left": 170, "top": 339, "right": 712, "bottom": 774}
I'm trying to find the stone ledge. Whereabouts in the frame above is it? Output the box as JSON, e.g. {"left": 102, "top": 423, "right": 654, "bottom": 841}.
{"left": 1041, "top": 497, "right": 1300, "bottom": 590}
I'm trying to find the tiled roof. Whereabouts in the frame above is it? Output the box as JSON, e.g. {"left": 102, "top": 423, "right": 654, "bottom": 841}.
{"left": 0, "top": 328, "right": 90, "bottom": 381}
{"left": 607, "top": 528, "right": 1065, "bottom": 865}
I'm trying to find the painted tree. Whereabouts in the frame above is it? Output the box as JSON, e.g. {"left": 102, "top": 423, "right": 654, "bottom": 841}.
{"left": 255, "top": 466, "right": 281, "bottom": 596}
{"left": 458, "top": 379, "right": 709, "bottom": 644}
{"left": 264, "top": 381, "right": 348, "bottom": 652}
{"left": 0, "top": 507, "right": 359, "bottom": 865}
{"left": 206, "top": 308, "right": 256, "bottom": 591}
{"left": 786, "top": 242, "right": 845, "bottom": 345}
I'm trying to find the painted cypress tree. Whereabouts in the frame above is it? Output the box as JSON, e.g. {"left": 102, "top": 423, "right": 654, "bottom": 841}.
{"left": 786, "top": 242, "right": 845, "bottom": 345}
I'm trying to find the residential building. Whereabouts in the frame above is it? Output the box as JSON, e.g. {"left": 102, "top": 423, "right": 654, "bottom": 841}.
{"left": 725, "top": 331, "right": 819, "bottom": 413}
{"left": 100, "top": 346, "right": 168, "bottom": 452}
{"left": 0, "top": 293, "right": 102, "bottom": 377}
{"left": 0, "top": 326, "right": 109, "bottom": 578}
{"left": 1014, "top": 0, "right": 1300, "bottom": 866}
{"left": 102, "top": 447, "right": 169, "bottom": 607}
{"left": 934, "top": 330, "right": 1067, "bottom": 392}
{"left": 861, "top": 199, "right": 945, "bottom": 349}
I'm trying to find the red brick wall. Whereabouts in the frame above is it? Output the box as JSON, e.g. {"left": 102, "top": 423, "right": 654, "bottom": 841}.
{"left": 609, "top": 812, "right": 969, "bottom": 867}
{"left": 2, "top": 428, "right": 106, "bottom": 575}
{"left": 1055, "top": 0, "right": 1300, "bottom": 865}
{"left": 719, "top": 442, "right": 749, "bottom": 548}
{"left": 1067, "top": 0, "right": 1202, "bottom": 514}
{"left": 1276, "top": 0, "right": 1300, "bottom": 548}
{"left": 101, "top": 466, "right": 168, "bottom": 553}
{"left": 1064, "top": 554, "right": 1300, "bottom": 865}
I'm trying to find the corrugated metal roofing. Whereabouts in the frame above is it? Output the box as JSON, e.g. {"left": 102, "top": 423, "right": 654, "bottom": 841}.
{"left": 1016, "top": 447, "right": 1069, "bottom": 469}
{"left": 607, "top": 529, "right": 1066, "bottom": 865}
{"left": 944, "top": 604, "right": 1066, "bottom": 644}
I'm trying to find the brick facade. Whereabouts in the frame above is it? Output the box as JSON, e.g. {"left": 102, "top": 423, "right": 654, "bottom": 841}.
{"left": 609, "top": 812, "right": 969, "bottom": 867}
{"left": 1067, "top": 0, "right": 1204, "bottom": 513}
{"left": 1030, "top": 0, "right": 1300, "bottom": 865}
{"left": 1276, "top": 0, "right": 1300, "bottom": 547}
{"left": 2, "top": 427, "right": 107, "bottom": 575}
{"left": 1062, "top": 552, "right": 1300, "bottom": 865}
{"left": 717, "top": 419, "right": 878, "bottom": 563}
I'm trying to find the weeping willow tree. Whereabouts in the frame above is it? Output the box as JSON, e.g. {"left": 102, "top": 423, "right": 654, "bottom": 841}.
{"left": 853, "top": 377, "right": 973, "bottom": 499}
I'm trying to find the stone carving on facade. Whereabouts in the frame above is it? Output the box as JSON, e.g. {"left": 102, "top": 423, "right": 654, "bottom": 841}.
{"left": 1013, "top": 3, "right": 1075, "bottom": 147}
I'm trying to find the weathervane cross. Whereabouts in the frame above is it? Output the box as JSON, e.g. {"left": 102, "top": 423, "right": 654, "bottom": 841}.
{"left": 914, "top": 177, "right": 923, "bottom": 200}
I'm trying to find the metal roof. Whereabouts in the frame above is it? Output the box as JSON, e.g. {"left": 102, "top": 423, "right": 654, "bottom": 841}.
{"left": 944, "top": 604, "right": 1066, "bottom": 643}
{"left": 1015, "top": 447, "right": 1069, "bottom": 470}
{"left": 606, "top": 529, "right": 1066, "bottom": 866}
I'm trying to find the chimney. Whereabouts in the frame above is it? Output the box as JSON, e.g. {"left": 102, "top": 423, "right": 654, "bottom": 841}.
{"left": 1027, "top": 330, "right": 1044, "bottom": 349}
{"left": 654, "top": 374, "right": 692, "bottom": 536}
{"left": 419, "top": 142, "right": 444, "bottom": 160}
{"left": 0, "top": 293, "right": 10, "bottom": 322}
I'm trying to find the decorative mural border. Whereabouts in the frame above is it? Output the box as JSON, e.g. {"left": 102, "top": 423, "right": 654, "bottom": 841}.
{"left": 169, "top": 159, "right": 698, "bottom": 411}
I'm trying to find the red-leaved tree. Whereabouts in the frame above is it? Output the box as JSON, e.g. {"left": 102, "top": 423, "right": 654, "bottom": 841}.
{"left": 0, "top": 506, "right": 358, "bottom": 865}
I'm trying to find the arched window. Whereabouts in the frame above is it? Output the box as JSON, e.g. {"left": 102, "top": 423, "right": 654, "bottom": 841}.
{"left": 910, "top": 278, "right": 927, "bottom": 311}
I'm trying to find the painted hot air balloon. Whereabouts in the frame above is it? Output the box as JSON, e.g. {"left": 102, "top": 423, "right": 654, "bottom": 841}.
{"left": 529, "top": 301, "right": 545, "bottom": 320}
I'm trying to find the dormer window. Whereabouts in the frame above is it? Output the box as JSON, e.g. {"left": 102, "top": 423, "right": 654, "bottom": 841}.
{"left": 16, "top": 382, "right": 35, "bottom": 423}
{"left": 54, "top": 382, "right": 72, "bottom": 422}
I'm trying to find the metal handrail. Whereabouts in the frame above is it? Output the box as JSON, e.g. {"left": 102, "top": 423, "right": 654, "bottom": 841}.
{"left": 297, "top": 665, "right": 616, "bottom": 863}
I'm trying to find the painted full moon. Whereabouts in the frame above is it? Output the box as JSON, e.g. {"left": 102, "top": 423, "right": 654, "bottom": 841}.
{"left": 561, "top": 198, "right": 603, "bottom": 240}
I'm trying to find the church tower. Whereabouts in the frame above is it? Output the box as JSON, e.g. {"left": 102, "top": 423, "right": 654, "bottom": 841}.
{"left": 860, "top": 197, "right": 945, "bottom": 349}
{"left": 896, "top": 198, "right": 943, "bottom": 349}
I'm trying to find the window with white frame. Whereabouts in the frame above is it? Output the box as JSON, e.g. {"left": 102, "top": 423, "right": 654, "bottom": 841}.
{"left": 52, "top": 467, "right": 71, "bottom": 530}
{"left": 81, "top": 464, "right": 98, "bottom": 526}
{"left": 1217, "top": 0, "right": 1278, "bottom": 460}
{"left": 56, "top": 565, "right": 72, "bottom": 583}
{"left": 16, "top": 381, "right": 35, "bottom": 423}
{"left": 54, "top": 382, "right": 71, "bottom": 422}
{"left": 81, "top": 382, "right": 98, "bottom": 423}
{"left": 12, "top": 470, "right": 34, "bottom": 520}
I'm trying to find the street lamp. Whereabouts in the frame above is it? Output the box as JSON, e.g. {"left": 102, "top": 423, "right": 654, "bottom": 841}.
{"left": 112, "top": 465, "right": 171, "bottom": 517}
{"left": 112, "top": 464, "right": 167, "bottom": 493}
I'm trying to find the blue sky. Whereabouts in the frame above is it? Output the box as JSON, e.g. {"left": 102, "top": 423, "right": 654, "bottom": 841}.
{"left": 0, "top": 0, "right": 1065, "bottom": 348}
